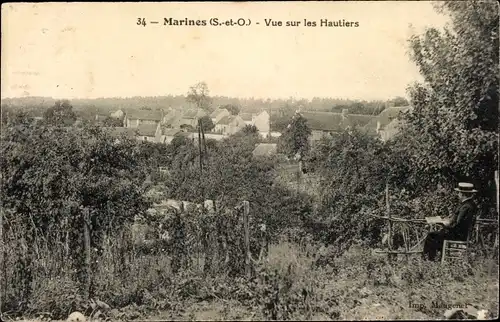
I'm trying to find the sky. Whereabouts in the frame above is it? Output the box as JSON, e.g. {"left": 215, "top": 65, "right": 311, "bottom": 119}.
{"left": 1, "top": 1, "right": 449, "bottom": 101}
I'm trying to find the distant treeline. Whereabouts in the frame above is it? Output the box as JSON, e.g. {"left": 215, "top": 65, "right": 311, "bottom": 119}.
{"left": 0, "top": 95, "right": 409, "bottom": 121}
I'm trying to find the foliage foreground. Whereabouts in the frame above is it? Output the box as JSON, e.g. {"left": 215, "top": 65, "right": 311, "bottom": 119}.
{"left": 3, "top": 241, "right": 498, "bottom": 321}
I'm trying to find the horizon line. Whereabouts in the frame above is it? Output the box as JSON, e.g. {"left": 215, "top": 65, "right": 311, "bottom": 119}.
{"left": 1, "top": 93, "right": 408, "bottom": 103}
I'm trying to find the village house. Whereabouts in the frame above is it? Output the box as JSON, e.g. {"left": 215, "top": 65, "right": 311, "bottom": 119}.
{"left": 363, "top": 106, "right": 411, "bottom": 141}
{"left": 210, "top": 108, "right": 231, "bottom": 124}
{"left": 240, "top": 113, "right": 254, "bottom": 126}
{"left": 214, "top": 115, "right": 246, "bottom": 135}
{"left": 178, "top": 108, "right": 208, "bottom": 128}
{"left": 161, "top": 108, "right": 184, "bottom": 129}
{"left": 136, "top": 123, "right": 158, "bottom": 142}
{"left": 110, "top": 109, "right": 125, "bottom": 119}
{"left": 159, "top": 107, "right": 212, "bottom": 133}
{"left": 156, "top": 127, "right": 182, "bottom": 144}
{"left": 95, "top": 114, "right": 108, "bottom": 124}
{"left": 252, "top": 110, "right": 271, "bottom": 138}
{"left": 232, "top": 110, "right": 271, "bottom": 137}
{"left": 104, "top": 127, "right": 137, "bottom": 143}
{"left": 300, "top": 109, "right": 374, "bottom": 144}
{"left": 123, "top": 109, "right": 163, "bottom": 128}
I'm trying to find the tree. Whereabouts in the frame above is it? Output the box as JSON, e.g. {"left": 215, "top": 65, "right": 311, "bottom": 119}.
{"left": 43, "top": 99, "right": 77, "bottom": 126}
{"left": 277, "top": 113, "right": 311, "bottom": 161}
{"left": 180, "top": 124, "right": 196, "bottom": 132}
{"left": 222, "top": 104, "right": 240, "bottom": 116}
{"left": 387, "top": 96, "right": 409, "bottom": 107}
{"left": 240, "top": 124, "right": 258, "bottom": 135}
{"left": 199, "top": 115, "right": 215, "bottom": 132}
{"left": 401, "top": 0, "right": 498, "bottom": 216}
{"left": 186, "top": 82, "right": 212, "bottom": 110}
{"left": 270, "top": 114, "right": 294, "bottom": 132}
{"left": 1, "top": 104, "right": 13, "bottom": 124}
{"left": 0, "top": 118, "right": 150, "bottom": 300}
{"left": 102, "top": 116, "right": 123, "bottom": 127}
{"left": 311, "top": 129, "right": 389, "bottom": 249}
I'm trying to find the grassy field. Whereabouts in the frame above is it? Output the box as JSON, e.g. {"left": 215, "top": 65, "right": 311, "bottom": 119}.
{"left": 145, "top": 244, "right": 498, "bottom": 321}
{"left": 7, "top": 241, "right": 498, "bottom": 321}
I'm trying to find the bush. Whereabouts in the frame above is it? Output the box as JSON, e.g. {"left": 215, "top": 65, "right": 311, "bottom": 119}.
{"left": 27, "top": 276, "right": 85, "bottom": 320}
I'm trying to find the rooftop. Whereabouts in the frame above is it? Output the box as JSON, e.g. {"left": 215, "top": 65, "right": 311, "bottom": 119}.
{"left": 300, "top": 111, "right": 375, "bottom": 132}
{"left": 183, "top": 108, "right": 207, "bottom": 119}
{"left": 104, "top": 127, "right": 137, "bottom": 138}
{"left": 210, "top": 108, "right": 229, "bottom": 119}
{"left": 240, "top": 113, "right": 253, "bottom": 121}
{"left": 125, "top": 109, "right": 162, "bottom": 121}
{"left": 376, "top": 106, "right": 411, "bottom": 128}
{"left": 217, "top": 115, "right": 242, "bottom": 125}
{"left": 137, "top": 123, "right": 158, "bottom": 137}
{"left": 363, "top": 106, "right": 411, "bottom": 134}
{"left": 162, "top": 128, "right": 182, "bottom": 136}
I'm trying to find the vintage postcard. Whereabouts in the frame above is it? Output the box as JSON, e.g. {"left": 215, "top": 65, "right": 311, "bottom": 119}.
{"left": 1, "top": 1, "right": 498, "bottom": 321}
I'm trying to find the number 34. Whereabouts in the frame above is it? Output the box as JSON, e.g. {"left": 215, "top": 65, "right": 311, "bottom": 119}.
{"left": 137, "top": 18, "right": 146, "bottom": 26}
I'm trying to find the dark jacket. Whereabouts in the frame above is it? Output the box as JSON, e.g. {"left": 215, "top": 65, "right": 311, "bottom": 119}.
{"left": 447, "top": 198, "right": 477, "bottom": 241}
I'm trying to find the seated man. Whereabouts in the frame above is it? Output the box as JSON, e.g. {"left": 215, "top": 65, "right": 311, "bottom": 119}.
{"left": 423, "top": 182, "right": 478, "bottom": 261}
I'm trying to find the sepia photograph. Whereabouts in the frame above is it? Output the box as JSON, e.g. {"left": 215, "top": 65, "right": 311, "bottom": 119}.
{"left": 0, "top": 1, "right": 498, "bottom": 321}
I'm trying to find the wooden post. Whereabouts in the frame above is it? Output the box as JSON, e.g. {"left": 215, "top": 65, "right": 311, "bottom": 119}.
{"left": 83, "top": 207, "right": 92, "bottom": 300}
{"left": 243, "top": 201, "right": 251, "bottom": 278}
{"left": 198, "top": 120, "right": 203, "bottom": 173}
{"left": 258, "top": 224, "right": 267, "bottom": 262}
{"left": 201, "top": 122, "right": 208, "bottom": 162}
{"left": 494, "top": 171, "right": 499, "bottom": 251}
{"left": 386, "top": 183, "right": 392, "bottom": 251}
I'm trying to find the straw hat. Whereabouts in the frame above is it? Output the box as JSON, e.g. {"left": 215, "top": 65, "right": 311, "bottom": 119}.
{"left": 454, "top": 182, "right": 478, "bottom": 193}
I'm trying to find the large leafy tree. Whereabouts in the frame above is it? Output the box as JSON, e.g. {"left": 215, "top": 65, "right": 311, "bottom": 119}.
{"left": 102, "top": 116, "right": 123, "bottom": 127}
{"left": 222, "top": 104, "right": 240, "bottom": 116}
{"left": 43, "top": 99, "right": 77, "bottom": 126}
{"left": 277, "top": 112, "right": 311, "bottom": 160}
{"left": 270, "top": 114, "right": 293, "bottom": 132}
{"left": 0, "top": 115, "right": 150, "bottom": 297}
{"left": 311, "top": 129, "right": 389, "bottom": 248}
{"left": 400, "top": 0, "right": 498, "bottom": 215}
{"left": 199, "top": 115, "right": 215, "bottom": 132}
{"left": 186, "top": 82, "right": 212, "bottom": 110}
{"left": 235, "top": 124, "right": 259, "bottom": 141}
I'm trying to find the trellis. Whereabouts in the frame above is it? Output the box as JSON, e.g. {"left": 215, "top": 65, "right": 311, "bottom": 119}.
{"left": 373, "top": 171, "right": 499, "bottom": 259}
{"left": 372, "top": 183, "right": 428, "bottom": 257}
